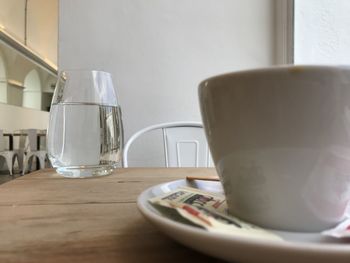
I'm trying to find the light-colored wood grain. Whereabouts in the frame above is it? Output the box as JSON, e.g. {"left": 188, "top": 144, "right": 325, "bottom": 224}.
{"left": 0, "top": 168, "right": 223, "bottom": 263}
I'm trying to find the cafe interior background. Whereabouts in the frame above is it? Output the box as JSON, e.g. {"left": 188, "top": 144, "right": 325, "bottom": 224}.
{"left": 0, "top": 0, "right": 349, "bottom": 181}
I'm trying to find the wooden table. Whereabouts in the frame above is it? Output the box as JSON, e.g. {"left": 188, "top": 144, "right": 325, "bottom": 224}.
{"left": 0, "top": 168, "right": 225, "bottom": 263}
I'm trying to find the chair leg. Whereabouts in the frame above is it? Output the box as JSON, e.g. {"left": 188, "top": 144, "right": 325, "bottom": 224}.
{"left": 28, "top": 156, "right": 34, "bottom": 173}
{"left": 4, "top": 156, "right": 13, "bottom": 176}
{"left": 17, "top": 152, "right": 23, "bottom": 173}
{"left": 11, "top": 154, "right": 16, "bottom": 177}
{"left": 22, "top": 155, "right": 29, "bottom": 175}
{"left": 11, "top": 154, "right": 17, "bottom": 177}
{"left": 22, "top": 156, "right": 26, "bottom": 176}
{"left": 38, "top": 156, "right": 46, "bottom": 170}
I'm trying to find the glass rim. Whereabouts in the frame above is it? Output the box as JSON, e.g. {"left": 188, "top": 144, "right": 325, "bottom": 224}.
{"left": 58, "top": 69, "right": 112, "bottom": 76}
{"left": 50, "top": 102, "right": 119, "bottom": 107}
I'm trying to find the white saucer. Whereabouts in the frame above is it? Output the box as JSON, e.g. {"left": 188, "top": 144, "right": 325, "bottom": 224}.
{"left": 137, "top": 179, "right": 350, "bottom": 263}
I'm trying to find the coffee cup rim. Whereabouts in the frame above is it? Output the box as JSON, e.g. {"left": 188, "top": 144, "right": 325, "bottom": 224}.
{"left": 199, "top": 64, "right": 350, "bottom": 88}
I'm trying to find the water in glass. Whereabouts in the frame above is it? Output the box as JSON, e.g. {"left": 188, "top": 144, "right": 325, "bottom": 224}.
{"left": 47, "top": 70, "right": 123, "bottom": 178}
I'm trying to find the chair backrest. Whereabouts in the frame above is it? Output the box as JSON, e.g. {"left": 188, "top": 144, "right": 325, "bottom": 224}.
{"left": 38, "top": 129, "right": 47, "bottom": 150}
{"left": 123, "top": 122, "right": 213, "bottom": 167}
{"left": 0, "top": 130, "right": 5, "bottom": 151}
{"left": 19, "top": 129, "right": 39, "bottom": 152}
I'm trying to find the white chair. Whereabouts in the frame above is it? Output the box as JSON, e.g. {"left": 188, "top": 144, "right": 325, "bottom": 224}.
{"left": 123, "top": 121, "right": 212, "bottom": 167}
{"left": 20, "top": 129, "right": 48, "bottom": 175}
{"left": 0, "top": 130, "right": 18, "bottom": 176}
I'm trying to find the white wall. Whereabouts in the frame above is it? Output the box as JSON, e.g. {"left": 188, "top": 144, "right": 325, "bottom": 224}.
{"left": 59, "top": 0, "right": 277, "bottom": 166}
{"left": 295, "top": 0, "right": 350, "bottom": 64}
{"left": 7, "top": 85, "right": 23, "bottom": 106}
{"left": 0, "top": 0, "right": 25, "bottom": 42}
{"left": 0, "top": 0, "right": 57, "bottom": 134}
{"left": 0, "top": 0, "right": 58, "bottom": 64}
{"left": 0, "top": 49, "right": 6, "bottom": 103}
{"left": 27, "top": 0, "right": 58, "bottom": 65}
{"left": 23, "top": 69, "right": 42, "bottom": 110}
{"left": 0, "top": 103, "right": 48, "bottom": 131}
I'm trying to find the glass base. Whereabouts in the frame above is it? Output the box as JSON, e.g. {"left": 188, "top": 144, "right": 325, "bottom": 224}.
{"left": 56, "top": 165, "right": 115, "bottom": 178}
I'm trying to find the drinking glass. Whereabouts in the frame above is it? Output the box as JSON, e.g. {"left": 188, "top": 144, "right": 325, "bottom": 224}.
{"left": 47, "top": 70, "right": 123, "bottom": 178}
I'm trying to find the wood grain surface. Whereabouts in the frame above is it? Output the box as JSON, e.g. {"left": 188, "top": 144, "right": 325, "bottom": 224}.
{"left": 0, "top": 168, "right": 225, "bottom": 263}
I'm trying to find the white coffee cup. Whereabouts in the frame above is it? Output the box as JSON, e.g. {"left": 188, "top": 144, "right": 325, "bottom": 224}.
{"left": 199, "top": 65, "right": 350, "bottom": 232}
